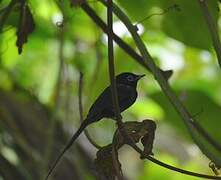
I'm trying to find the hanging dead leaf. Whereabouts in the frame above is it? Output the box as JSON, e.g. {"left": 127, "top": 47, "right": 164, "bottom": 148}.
{"left": 94, "top": 120, "right": 156, "bottom": 179}
{"left": 113, "top": 120, "right": 156, "bottom": 150}
{"left": 16, "top": 3, "right": 35, "bottom": 54}
{"left": 94, "top": 144, "right": 121, "bottom": 180}
{"left": 140, "top": 120, "right": 156, "bottom": 158}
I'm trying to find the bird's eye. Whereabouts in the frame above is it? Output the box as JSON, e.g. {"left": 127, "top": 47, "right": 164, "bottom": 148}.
{"left": 127, "top": 75, "right": 134, "bottom": 81}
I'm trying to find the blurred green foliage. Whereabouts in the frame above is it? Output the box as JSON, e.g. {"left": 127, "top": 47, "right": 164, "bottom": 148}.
{"left": 0, "top": 0, "right": 221, "bottom": 179}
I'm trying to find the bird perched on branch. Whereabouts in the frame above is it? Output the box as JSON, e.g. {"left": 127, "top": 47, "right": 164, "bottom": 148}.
{"left": 45, "top": 72, "right": 145, "bottom": 179}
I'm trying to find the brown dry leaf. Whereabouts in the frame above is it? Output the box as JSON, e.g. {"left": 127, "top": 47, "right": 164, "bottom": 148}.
{"left": 94, "top": 120, "right": 156, "bottom": 179}
{"left": 94, "top": 145, "right": 120, "bottom": 180}
{"left": 16, "top": 3, "right": 35, "bottom": 54}
{"left": 140, "top": 120, "right": 156, "bottom": 158}
{"left": 113, "top": 120, "right": 156, "bottom": 150}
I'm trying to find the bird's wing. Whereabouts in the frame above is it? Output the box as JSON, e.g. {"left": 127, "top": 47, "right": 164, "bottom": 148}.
{"left": 115, "top": 84, "right": 137, "bottom": 112}
{"left": 86, "top": 86, "right": 111, "bottom": 121}
{"left": 86, "top": 84, "right": 136, "bottom": 121}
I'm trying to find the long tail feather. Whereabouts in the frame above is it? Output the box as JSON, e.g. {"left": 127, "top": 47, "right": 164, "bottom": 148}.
{"left": 45, "top": 119, "right": 90, "bottom": 180}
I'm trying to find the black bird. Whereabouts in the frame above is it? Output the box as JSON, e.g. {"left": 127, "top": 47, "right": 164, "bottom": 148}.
{"left": 45, "top": 72, "right": 145, "bottom": 179}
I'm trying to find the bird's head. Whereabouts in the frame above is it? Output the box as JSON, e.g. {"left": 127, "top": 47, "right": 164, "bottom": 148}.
{"left": 116, "top": 72, "right": 145, "bottom": 87}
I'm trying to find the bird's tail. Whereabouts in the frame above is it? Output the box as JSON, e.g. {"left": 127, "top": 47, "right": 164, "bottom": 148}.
{"left": 45, "top": 119, "right": 90, "bottom": 180}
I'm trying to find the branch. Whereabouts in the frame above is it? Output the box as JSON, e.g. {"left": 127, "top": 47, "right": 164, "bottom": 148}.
{"left": 99, "top": 0, "right": 221, "bottom": 166}
{"left": 107, "top": 1, "right": 124, "bottom": 179}
{"left": 112, "top": 142, "right": 123, "bottom": 179}
{"left": 80, "top": 3, "right": 173, "bottom": 81}
{"left": 96, "top": 120, "right": 221, "bottom": 179}
{"left": 144, "top": 154, "right": 221, "bottom": 179}
{"left": 120, "top": 134, "right": 221, "bottom": 179}
{"left": 80, "top": 2, "right": 221, "bottom": 179}
{"left": 81, "top": 1, "right": 221, "bottom": 166}
{"left": 198, "top": 0, "right": 221, "bottom": 68}
{"left": 78, "top": 72, "right": 101, "bottom": 149}
{"left": 190, "top": 120, "right": 221, "bottom": 153}
{"left": 105, "top": 1, "right": 220, "bottom": 180}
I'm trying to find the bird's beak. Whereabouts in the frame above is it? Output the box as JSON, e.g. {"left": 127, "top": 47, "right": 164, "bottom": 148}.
{"left": 136, "top": 74, "right": 145, "bottom": 80}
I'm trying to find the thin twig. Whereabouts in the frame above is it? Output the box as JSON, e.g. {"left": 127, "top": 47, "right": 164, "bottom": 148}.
{"left": 141, "top": 150, "right": 221, "bottom": 179}
{"left": 107, "top": 1, "right": 124, "bottom": 179}
{"left": 78, "top": 72, "right": 101, "bottom": 149}
{"left": 112, "top": 141, "right": 123, "bottom": 179}
{"left": 107, "top": 1, "right": 121, "bottom": 120}
{"left": 135, "top": 4, "right": 180, "bottom": 26}
{"left": 107, "top": 1, "right": 145, "bottom": 179}
{"left": 198, "top": 0, "right": 221, "bottom": 68}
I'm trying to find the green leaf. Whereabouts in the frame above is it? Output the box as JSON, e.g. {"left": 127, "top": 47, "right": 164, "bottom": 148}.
{"left": 161, "top": 0, "right": 218, "bottom": 49}
{"left": 116, "top": 0, "right": 160, "bottom": 21}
